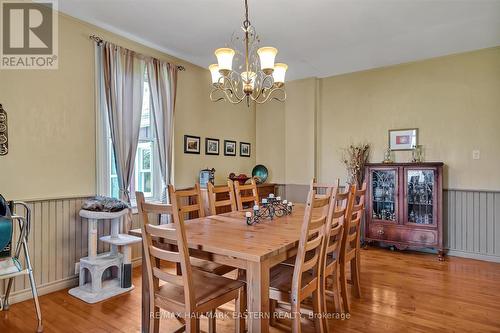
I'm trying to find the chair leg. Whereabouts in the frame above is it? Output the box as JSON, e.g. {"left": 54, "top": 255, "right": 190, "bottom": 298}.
{"left": 312, "top": 289, "right": 324, "bottom": 333}
{"left": 351, "top": 253, "right": 362, "bottom": 299}
{"left": 269, "top": 299, "right": 277, "bottom": 326}
{"left": 332, "top": 271, "right": 343, "bottom": 314}
{"left": 22, "top": 240, "right": 43, "bottom": 332}
{"left": 235, "top": 288, "right": 246, "bottom": 333}
{"left": 186, "top": 317, "right": 200, "bottom": 333}
{"left": 150, "top": 306, "right": 160, "bottom": 333}
{"left": 2, "top": 277, "right": 14, "bottom": 310}
{"left": 291, "top": 301, "right": 302, "bottom": 333}
{"left": 339, "top": 262, "right": 350, "bottom": 313}
{"left": 319, "top": 272, "right": 328, "bottom": 333}
{"left": 208, "top": 311, "right": 216, "bottom": 333}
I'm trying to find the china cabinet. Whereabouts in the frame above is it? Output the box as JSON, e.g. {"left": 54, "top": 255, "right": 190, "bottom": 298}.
{"left": 364, "top": 162, "right": 445, "bottom": 260}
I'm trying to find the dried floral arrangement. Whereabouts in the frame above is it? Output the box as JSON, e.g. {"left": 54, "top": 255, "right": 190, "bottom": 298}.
{"left": 342, "top": 143, "right": 370, "bottom": 187}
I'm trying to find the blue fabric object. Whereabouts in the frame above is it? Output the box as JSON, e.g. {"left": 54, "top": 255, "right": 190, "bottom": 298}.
{"left": 0, "top": 217, "right": 12, "bottom": 258}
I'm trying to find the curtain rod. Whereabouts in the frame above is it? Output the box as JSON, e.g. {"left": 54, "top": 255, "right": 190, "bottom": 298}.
{"left": 89, "top": 34, "right": 186, "bottom": 71}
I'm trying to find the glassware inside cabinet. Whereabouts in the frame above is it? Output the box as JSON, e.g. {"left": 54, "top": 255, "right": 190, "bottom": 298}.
{"left": 407, "top": 169, "right": 435, "bottom": 224}
{"left": 371, "top": 169, "right": 397, "bottom": 221}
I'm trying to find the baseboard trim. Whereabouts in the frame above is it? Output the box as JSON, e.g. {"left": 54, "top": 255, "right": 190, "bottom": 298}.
{"left": 7, "top": 257, "right": 143, "bottom": 305}
{"left": 8, "top": 275, "right": 80, "bottom": 304}
{"left": 447, "top": 250, "right": 500, "bottom": 263}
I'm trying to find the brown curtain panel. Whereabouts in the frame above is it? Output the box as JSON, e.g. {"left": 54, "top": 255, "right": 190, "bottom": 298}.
{"left": 100, "top": 42, "right": 145, "bottom": 230}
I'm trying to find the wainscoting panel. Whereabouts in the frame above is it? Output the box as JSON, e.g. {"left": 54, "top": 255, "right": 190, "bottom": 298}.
{"left": 0, "top": 197, "right": 143, "bottom": 304}
{"left": 445, "top": 189, "right": 500, "bottom": 262}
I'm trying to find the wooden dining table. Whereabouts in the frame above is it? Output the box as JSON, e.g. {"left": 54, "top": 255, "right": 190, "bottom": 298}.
{"left": 131, "top": 204, "right": 307, "bottom": 333}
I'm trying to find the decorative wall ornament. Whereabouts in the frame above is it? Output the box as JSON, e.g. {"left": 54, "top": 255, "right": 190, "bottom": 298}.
{"left": 224, "top": 140, "right": 237, "bottom": 156}
{"left": 184, "top": 135, "right": 201, "bottom": 154}
{"left": 240, "top": 142, "right": 251, "bottom": 157}
{"left": 389, "top": 128, "right": 418, "bottom": 151}
{"left": 0, "top": 104, "right": 8, "bottom": 156}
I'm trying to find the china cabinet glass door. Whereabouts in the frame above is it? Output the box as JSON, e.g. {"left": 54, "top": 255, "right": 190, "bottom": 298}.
{"left": 405, "top": 168, "right": 436, "bottom": 226}
{"left": 370, "top": 169, "right": 398, "bottom": 223}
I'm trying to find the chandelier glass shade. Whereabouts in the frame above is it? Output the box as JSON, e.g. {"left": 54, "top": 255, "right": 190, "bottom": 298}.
{"left": 209, "top": 0, "right": 287, "bottom": 106}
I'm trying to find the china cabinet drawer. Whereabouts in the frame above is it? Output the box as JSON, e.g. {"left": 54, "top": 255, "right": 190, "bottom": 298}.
{"left": 402, "top": 229, "right": 437, "bottom": 245}
{"left": 368, "top": 225, "right": 437, "bottom": 246}
{"left": 368, "top": 225, "right": 400, "bottom": 241}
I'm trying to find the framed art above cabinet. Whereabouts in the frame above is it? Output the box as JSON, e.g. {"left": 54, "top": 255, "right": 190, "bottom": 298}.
{"left": 364, "top": 162, "right": 445, "bottom": 260}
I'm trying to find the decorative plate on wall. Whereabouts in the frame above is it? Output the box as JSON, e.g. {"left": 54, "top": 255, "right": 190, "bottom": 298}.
{"left": 0, "top": 104, "right": 8, "bottom": 156}
{"left": 252, "top": 164, "right": 268, "bottom": 184}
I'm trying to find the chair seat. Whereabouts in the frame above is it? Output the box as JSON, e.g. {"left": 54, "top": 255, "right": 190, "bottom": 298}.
{"left": 0, "top": 257, "right": 22, "bottom": 278}
{"left": 190, "top": 257, "right": 235, "bottom": 276}
{"left": 237, "top": 264, "right": 316, "bottom": 295}
{"left": 269, "top": 264, "right": 316, "bottom": 293}
{"left": 156, "top": 269, "right": 244, "bottom": 311}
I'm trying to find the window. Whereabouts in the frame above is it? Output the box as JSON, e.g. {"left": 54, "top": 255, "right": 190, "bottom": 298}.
{"left": 100, "top": 71, "right": 161, "bottom": 203}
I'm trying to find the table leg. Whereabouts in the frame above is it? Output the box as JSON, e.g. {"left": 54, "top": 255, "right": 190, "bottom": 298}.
{"left": 246, "top": 260, "right": 270, "bottom": 333}
{"left": 142, "top": 246, "right": 150, "bottom": 333}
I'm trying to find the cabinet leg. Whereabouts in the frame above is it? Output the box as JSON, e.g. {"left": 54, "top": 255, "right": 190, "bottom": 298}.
{"left": 438, "top": 249, "right": 446, "bottom": 261}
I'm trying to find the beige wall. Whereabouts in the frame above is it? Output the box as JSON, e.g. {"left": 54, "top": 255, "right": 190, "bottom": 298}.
{"left": 0, "top": 12, "right": 255, "bottom": 200}
{"left": 256, "top": 100, "right": 285, "bottom": 183}
{"left": 257, "top": 47, "right": 500, "bottom": 191}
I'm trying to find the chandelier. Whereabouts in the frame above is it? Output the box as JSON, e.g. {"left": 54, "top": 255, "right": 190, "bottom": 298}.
{"left": 209, "top": 0, "right": 288, "bottom": 106}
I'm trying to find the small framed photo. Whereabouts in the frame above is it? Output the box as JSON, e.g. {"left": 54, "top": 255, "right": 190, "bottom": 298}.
{"left": 240, "top": 142, "right": 251, "bottom": 157}
{"left": 184, "top": 135, "right": 200, "bottom": 154}
{"left": 205, "top": 138, "right": 219, "bottom": 155}
{"left": 224, "top": 140, "right": 236, "bottom": 156}
{"left": 389, "top": 128, "right": 418, "bottom": 151}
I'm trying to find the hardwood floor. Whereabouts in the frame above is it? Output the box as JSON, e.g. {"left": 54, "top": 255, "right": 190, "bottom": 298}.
{"left": 1, "top": 247, "right": 500, "bottom": 332}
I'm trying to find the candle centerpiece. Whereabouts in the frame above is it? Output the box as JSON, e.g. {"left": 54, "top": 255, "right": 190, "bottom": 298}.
{"left": 246, "top": 194, "right": 293, "bottom": 225}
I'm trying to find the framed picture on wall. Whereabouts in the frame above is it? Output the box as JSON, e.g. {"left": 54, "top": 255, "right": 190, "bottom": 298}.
{"left": 389, "top": 128, "right": 418, "bottom": 151}
{"left": 224, "top": 140, "right": 236, "bottom": 156}
{"left": 184, "top": 135, "right": 201, "bottom": 154}
{"left": 240, "top": 142, "right": 251, "bottom": 157}
{"left": 205, "top": 138, "right": 220, "bottom": 155}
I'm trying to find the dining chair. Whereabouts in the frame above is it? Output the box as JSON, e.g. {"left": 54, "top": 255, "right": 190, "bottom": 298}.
{"left": 338, "top": 182, "right": 366, "bottom": 313}
{"left": 137, "top": 190, "right": 246, "bottom": 333}
{"left": 174, "top": 183, "right": 205, "bottom": 221}
{"left": 233, "top": 178, "right": 259, "bottom": 211}
{"left": 266, "top": 183, "right": 333, "bottom": 333}
{"left": 319, "top": 186, "right": 349, "bottom": 331}
{"left": 171, "top": 184, "right": 235, "bottom": 276}
{"left": 207, "top": 181, "right": 237, "bottom": 215}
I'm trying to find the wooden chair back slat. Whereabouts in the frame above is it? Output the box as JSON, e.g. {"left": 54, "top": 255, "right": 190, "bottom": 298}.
{"left": 145, "top": 223, "right": 177, "bottom": 240}
{"left": 152, "top": 267, "right": 184, "bottom": 285}
{"left": 207, "top": 181, "right": 237, "bottom": 215}
{"left": 149, "top": 245, "right": 181, "bottom": 263}
{"left": 234, "top": 178, "right": 259, "bottom": 211}
{"left": 301, "top": 251, "right": 320, "bottom": 273}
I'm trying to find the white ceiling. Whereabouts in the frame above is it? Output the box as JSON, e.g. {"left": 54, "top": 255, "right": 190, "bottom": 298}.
{"left": 58, "top": 0, "right": 500, "bottom": 80}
